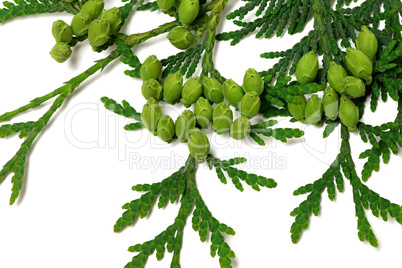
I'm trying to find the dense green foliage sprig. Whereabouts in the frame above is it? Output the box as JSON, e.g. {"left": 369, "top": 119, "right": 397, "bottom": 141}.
{"left": 369, "top": 38, "right": 402, "bottom": 111}
{"left": 115, "top": 154, "right": 271, "bottom": 267}
{"left": 216, "top": 0, "right": 402, "bottom": 248}
{"left": 291, "top": 124, "right": 402, "bottom": 247}
{"left": 282, "top": 3, "right": 401, "bottom": 246}
{"left": 358, "top": 121, "right": 400, "bottom": 181}
{"left": 218, "top": 0, "right": 399, "bottom": 87}
{"left": 0, "top": 0, "right": 78, "bottom": 23}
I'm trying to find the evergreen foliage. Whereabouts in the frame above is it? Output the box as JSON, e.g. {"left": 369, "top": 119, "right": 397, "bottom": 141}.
{"left": 0, "top": 0, "right": 401, "bottom": 266}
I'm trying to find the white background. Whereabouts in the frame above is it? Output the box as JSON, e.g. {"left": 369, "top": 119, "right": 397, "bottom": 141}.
{"left": 0, "top": 0, "right": 401, "bottom": 267}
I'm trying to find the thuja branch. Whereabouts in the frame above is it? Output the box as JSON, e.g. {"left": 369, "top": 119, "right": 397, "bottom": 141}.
{"left": 116, "top": 20, "right": 180, "bottom": 47}
{"left": 0, "top": 0, "right": 79, "bottom": 24}
{"left": 291, "top": 125, "right": 402, "bottom": 246}
{"left": 0, "top": 50, "right": 119, "bottom": 205}
{"left": 0, "top": 20, "right": 186, "bottom": 205}
{"left": 117, "top": 155, "right": 236, "bottom": 267}
{"left": 0, "top": 51, "right": 119, "bottom": 123}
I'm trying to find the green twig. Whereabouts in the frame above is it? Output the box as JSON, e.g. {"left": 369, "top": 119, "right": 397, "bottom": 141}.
{"left": 201, "top": 0, "right": 229, "bottom": 78}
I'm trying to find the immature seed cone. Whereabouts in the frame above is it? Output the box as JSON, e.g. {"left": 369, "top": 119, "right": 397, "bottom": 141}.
{"left": 240, "top": 91, "right": 261, "bottom": 118}
{"left": 88, "top": 19, "right": 111, "bottom": 48}
{"left": 50, "top": 42, "right": 72, "bottom": 63}
{"left": 157, "top": 0, "right": 175, "bottom": 11}
{"left": 327, "top": 61, "right": 348, "bottom": 94}
{"left": 175, "top": 110, "right": 196, "bottom": 143}
{"left": 140, "top": 55, "right": 162, "bottom": 81}
{"left": 230, "top": 116, "right": 251, "bottom": 140}
{"left": 141, "top": 79, "right": 163, "bottom": 101}
{"left": 167, "top": 27, "right": 196, "bottom": 50}
{"left": 296, "top": 51, "right": 318, "bottom": 85}
{"left": 178, "top": 0, "right": 199, "bottom": 26}
{"left": 287, "top": 95, "right": 307, "bottom": 122}
{"left": 345, "top": 48, "right": 373, "bottom": 85}
{"left": 99, "top": 7, "right": 122, "bottom": 35}
{"left": 194, "top": 97, "right": 213, "bottom": 128}
{"left": 242, "top": 68, "right": 264, "bottom": 96}
{"left": 203, "top": 77, "right": 224, "bottom": 103}
{"left": 141, "top": 97, "right": 162, "bottom": 135}
{"left": 157, "top": 115, "right": 175, "bottom": 143}
{"left": 52, "top": 20, "right": 73, "bottom": 43}
{"left": 339, "top": 95, "right": 359, "bottom": 132}
{"left": 222, "top": 79, "right": 244, "bottom": 107}
{"left": 71, "top": 13, "right": 92, "bottom": 36}
{"left": 80, "top": 0, "right": 104, "bottom": 20}
{"left": 182, "top": 77, "right": 203, "bottom": 108}
{"left": 188, "top": 129, "right": 210, "bottom": 163}
{"left": 356, "top": 26, "right": 378, "bottom": 61}
{"left": 163, "top": 71, "right": 183, "bottom": 104}
{"left": 343, "top": 76, "right": 366, "bottom": 98}
{"left": 323, "top": 86, "right": 339, "bottom": 120}
{"left": 212, "top": 102, "right": 233, "bottom": 135}
{"left": 304, "top": 94, "right": 323, "bottom": 126}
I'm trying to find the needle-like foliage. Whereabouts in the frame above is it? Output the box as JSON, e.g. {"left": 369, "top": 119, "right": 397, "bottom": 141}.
{"left": 0, "top": 0, "right": 401, "bottom": 266}
{"left": 288, "top": 20, "right": 401, "bottom": 245}
{"left": 0, "top": 0, "right": 79, "bottom": 23}
{"left": 116, "top": 155, "right": 268, "bottom": 268}
{"left": 101, "top": 97, "right": 143, "bottom": 130}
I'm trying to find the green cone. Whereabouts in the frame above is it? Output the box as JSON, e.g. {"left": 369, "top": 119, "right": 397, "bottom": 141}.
{"left": 230, "top": 116, "right": 251, "bottom": 140}
{"left": 157, "top": 115, "right": 175, "bottom": 143}
{"left": 304, "top": 94, "right": 323, "bottom": 126}
{"left": 178, "top": 0, "right": 199, "bottom": 26}
{"left": 52, "top": 20, "right": 73, "bottom": 43}
{"left": 222, "top": 79, "right": 244, "bottom": 108}
{"left": 339, "top": 95, "right": 359, "bottom": 132}
{"left": 80, "top": 0, "right": 104, "bottom": 20}
{"left": 175, "top": 110, "right": 196, "bottom": 143}
{"left": 50, "top": 42, "right": 72, "bottom": 63}
{"left": 157, "top": 0, "right": 175, "bottom": 11}
{"left": 296, "top": 51, "right": 318, "bottom": 85}
{"left": 323, "top": 87, "right": 339, "bottom": 120}
{"left": 141, "top": 97, "right": 162, "bottom": 135}
{"left": 343, "top": 76, "right": 366, "bottom": 98}
{"left": 163, "top": 71, "right": 183, "bottom": 104}
{"left": 194, "top": 97, "right": 213, "bottom": 128}
{"left": 212, "top": 102, "right": 233, "bottom": 134}
{"left": 141, "top": 79, "right": 163, "bottom": 101}
{"left": 240, "top": 91, "right": 261, "bottom": 118}
{"left": 242, "top": 68, "right": 264, "bottom": 96}
{"left": 182, "top": 77, "right": 203, "bottom": 108}
{"left": 327, "top": 61, "right": 348, "bottom": 94}
{"left": 203, "top": 77, "right": 224, "bottom": 103}
{"left": 287, "top": 95, "right": 307, "bottom": 122}
{"left": 140, "top": 55, "right": 162, "bottom": 81}
{"left": 71, "top": 13, "right": 92, "bottom": 36}
{"left": 167, "top": 27, "right": 196, "bottom": 50}
{"left": 88, "top": 19, "right": 110, "bottom": 48}
{"left": 345, "top": 48, "right": 373, "bottom": 85}
{"left": 356, "top": 26, "right": 378, "bottom": 61}
{"left": 99, "top": 7, "right": 122, "bottom": 35}
{"left": 188, "top": 129, "right": 210, "bottom": 163}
